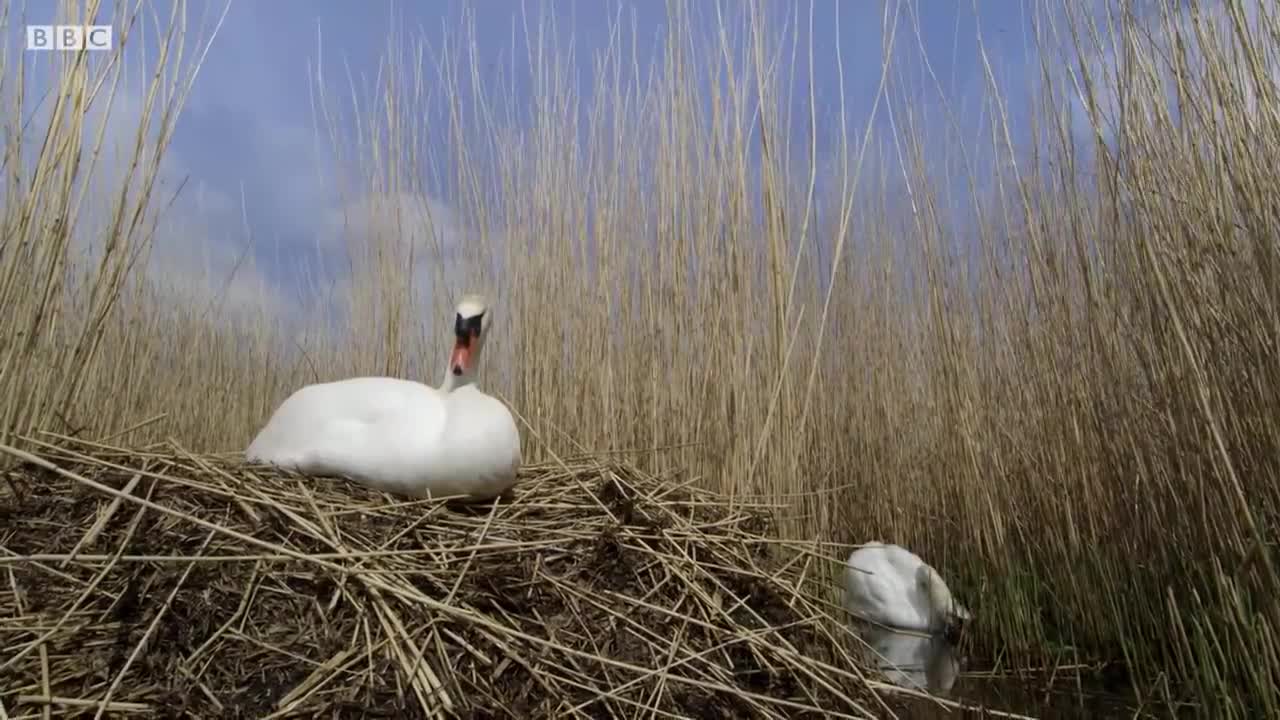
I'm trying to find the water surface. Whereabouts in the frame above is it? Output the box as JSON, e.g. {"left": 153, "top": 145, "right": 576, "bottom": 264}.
{"left": 852, "top": 623, "right": 1190, "bottom": 719}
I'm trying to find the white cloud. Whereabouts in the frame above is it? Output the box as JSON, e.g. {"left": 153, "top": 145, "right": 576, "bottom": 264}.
{"left": 0, "top": 12, "right": 309, "bottom": 339}
{"left": 315, "top": 189, "right": 499, "bottom": 333}
{"left": 319, "top": 191, "right": 465, "bottom": 257}
{"left": 144, "top": 197, "right": 294, "bottom": 324}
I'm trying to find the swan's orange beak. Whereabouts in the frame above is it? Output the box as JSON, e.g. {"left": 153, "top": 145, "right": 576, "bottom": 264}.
{"left": 450, "top": 341, "right": 472, "bottom": 376}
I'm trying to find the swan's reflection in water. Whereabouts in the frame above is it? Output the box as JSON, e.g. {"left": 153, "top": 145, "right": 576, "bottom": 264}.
{"left": 856, "top": 623, "right": 961, "bottom": 695}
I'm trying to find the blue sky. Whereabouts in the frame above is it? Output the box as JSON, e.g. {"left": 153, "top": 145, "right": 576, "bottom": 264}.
{"left": 171, "top": 0, "right": 1036, "bottom": 230}
{"left": 9, "top": 0, "right": 1113, "bottom": 322}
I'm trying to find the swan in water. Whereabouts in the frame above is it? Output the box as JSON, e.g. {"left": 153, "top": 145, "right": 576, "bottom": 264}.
{"left": 860, "top": 624, "right": 961, "bottom": 694}
{"left": 843, "top": 542, "right": 971, "bottom": 639}
{"left": 245, "top": 293, "right": 521, "bottom": 501}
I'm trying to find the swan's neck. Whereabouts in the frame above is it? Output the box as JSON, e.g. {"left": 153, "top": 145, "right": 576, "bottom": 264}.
{"left": 922, "top": 566, "right": 953, "bottom": 622}
{"left": 440, "top": 368, "right": 476, "bottom": 393}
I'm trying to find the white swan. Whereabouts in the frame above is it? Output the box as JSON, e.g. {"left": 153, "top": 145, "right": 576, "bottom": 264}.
{"left": 843, "top": 542, "right": 971, "bottom": 637}
{"left": 245, "top": 294, "right": 521, "bottom": 500}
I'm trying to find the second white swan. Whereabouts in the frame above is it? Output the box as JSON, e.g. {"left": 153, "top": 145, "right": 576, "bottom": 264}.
{"left": 843, "top": 542, "right": 971, "bottom": 638}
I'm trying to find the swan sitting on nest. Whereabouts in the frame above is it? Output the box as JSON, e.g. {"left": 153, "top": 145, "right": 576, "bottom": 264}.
{"left": 843, "top": 542, "right": 971, "bottom": 641}
{"left": 245, "top": 293, "right": 521, "bottom": 501}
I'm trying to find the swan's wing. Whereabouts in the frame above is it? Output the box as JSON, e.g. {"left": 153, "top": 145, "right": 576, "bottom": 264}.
{"left": 879, "top": 544, "right": 926, "bottom": 574}
{"left": 300, "top": 381, "right": 448, "bottom": 478}
{"left": 248, "top": 378, "right": 444, "bottom": 470}
{"left": 844, "top": 550, "right": 903, "bottom": 614}
{"left": 314, "top": 378, "right": 437, "bottom": 424}
{"left": 844, "top": 547, "right": 932, "bottom": 630}
{"left": 447, "top": 392, "right": 521, "bottom": 460}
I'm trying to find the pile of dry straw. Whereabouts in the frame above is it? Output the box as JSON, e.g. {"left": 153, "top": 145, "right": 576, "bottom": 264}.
{"left": 0, "top": 434, "right": 907, "bottom": 719}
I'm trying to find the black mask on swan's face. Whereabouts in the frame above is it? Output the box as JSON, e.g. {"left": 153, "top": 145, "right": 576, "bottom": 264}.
{"left": 451, "top": 312, "right": 485, "bottom": 376}
{"left": 455, "top": 313, "right": 483, "bottom": 342}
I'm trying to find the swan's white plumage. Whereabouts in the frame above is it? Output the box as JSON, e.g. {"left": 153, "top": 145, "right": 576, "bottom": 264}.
{"left": 843, "top": 542, "right": 969, "bottom": 635}
{"left": 244, "top": 294, "right": 521, "bottom": 500}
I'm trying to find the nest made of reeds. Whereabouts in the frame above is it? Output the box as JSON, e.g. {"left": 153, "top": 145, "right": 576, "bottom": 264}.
{"left": 0, "top": 435, "right": 900, "bottom": 719}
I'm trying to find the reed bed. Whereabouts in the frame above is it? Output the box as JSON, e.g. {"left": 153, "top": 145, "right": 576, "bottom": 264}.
{"left": 4, "top": 0, "right": 1280, "bottom": 716}
{"left": 0, "top": 435, "right": 918, "bottom": 719}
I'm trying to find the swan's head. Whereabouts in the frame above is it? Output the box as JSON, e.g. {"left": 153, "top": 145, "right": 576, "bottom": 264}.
{"left": 917, "top": 564, "right": 970, "bottom": 640}
{"left": 450, "top": 293, "right": 492, "bottom": 377}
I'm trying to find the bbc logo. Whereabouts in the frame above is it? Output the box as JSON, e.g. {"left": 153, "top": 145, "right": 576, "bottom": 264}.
{"left": 26, "top": 25, "right": 114, "bottom": 51}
